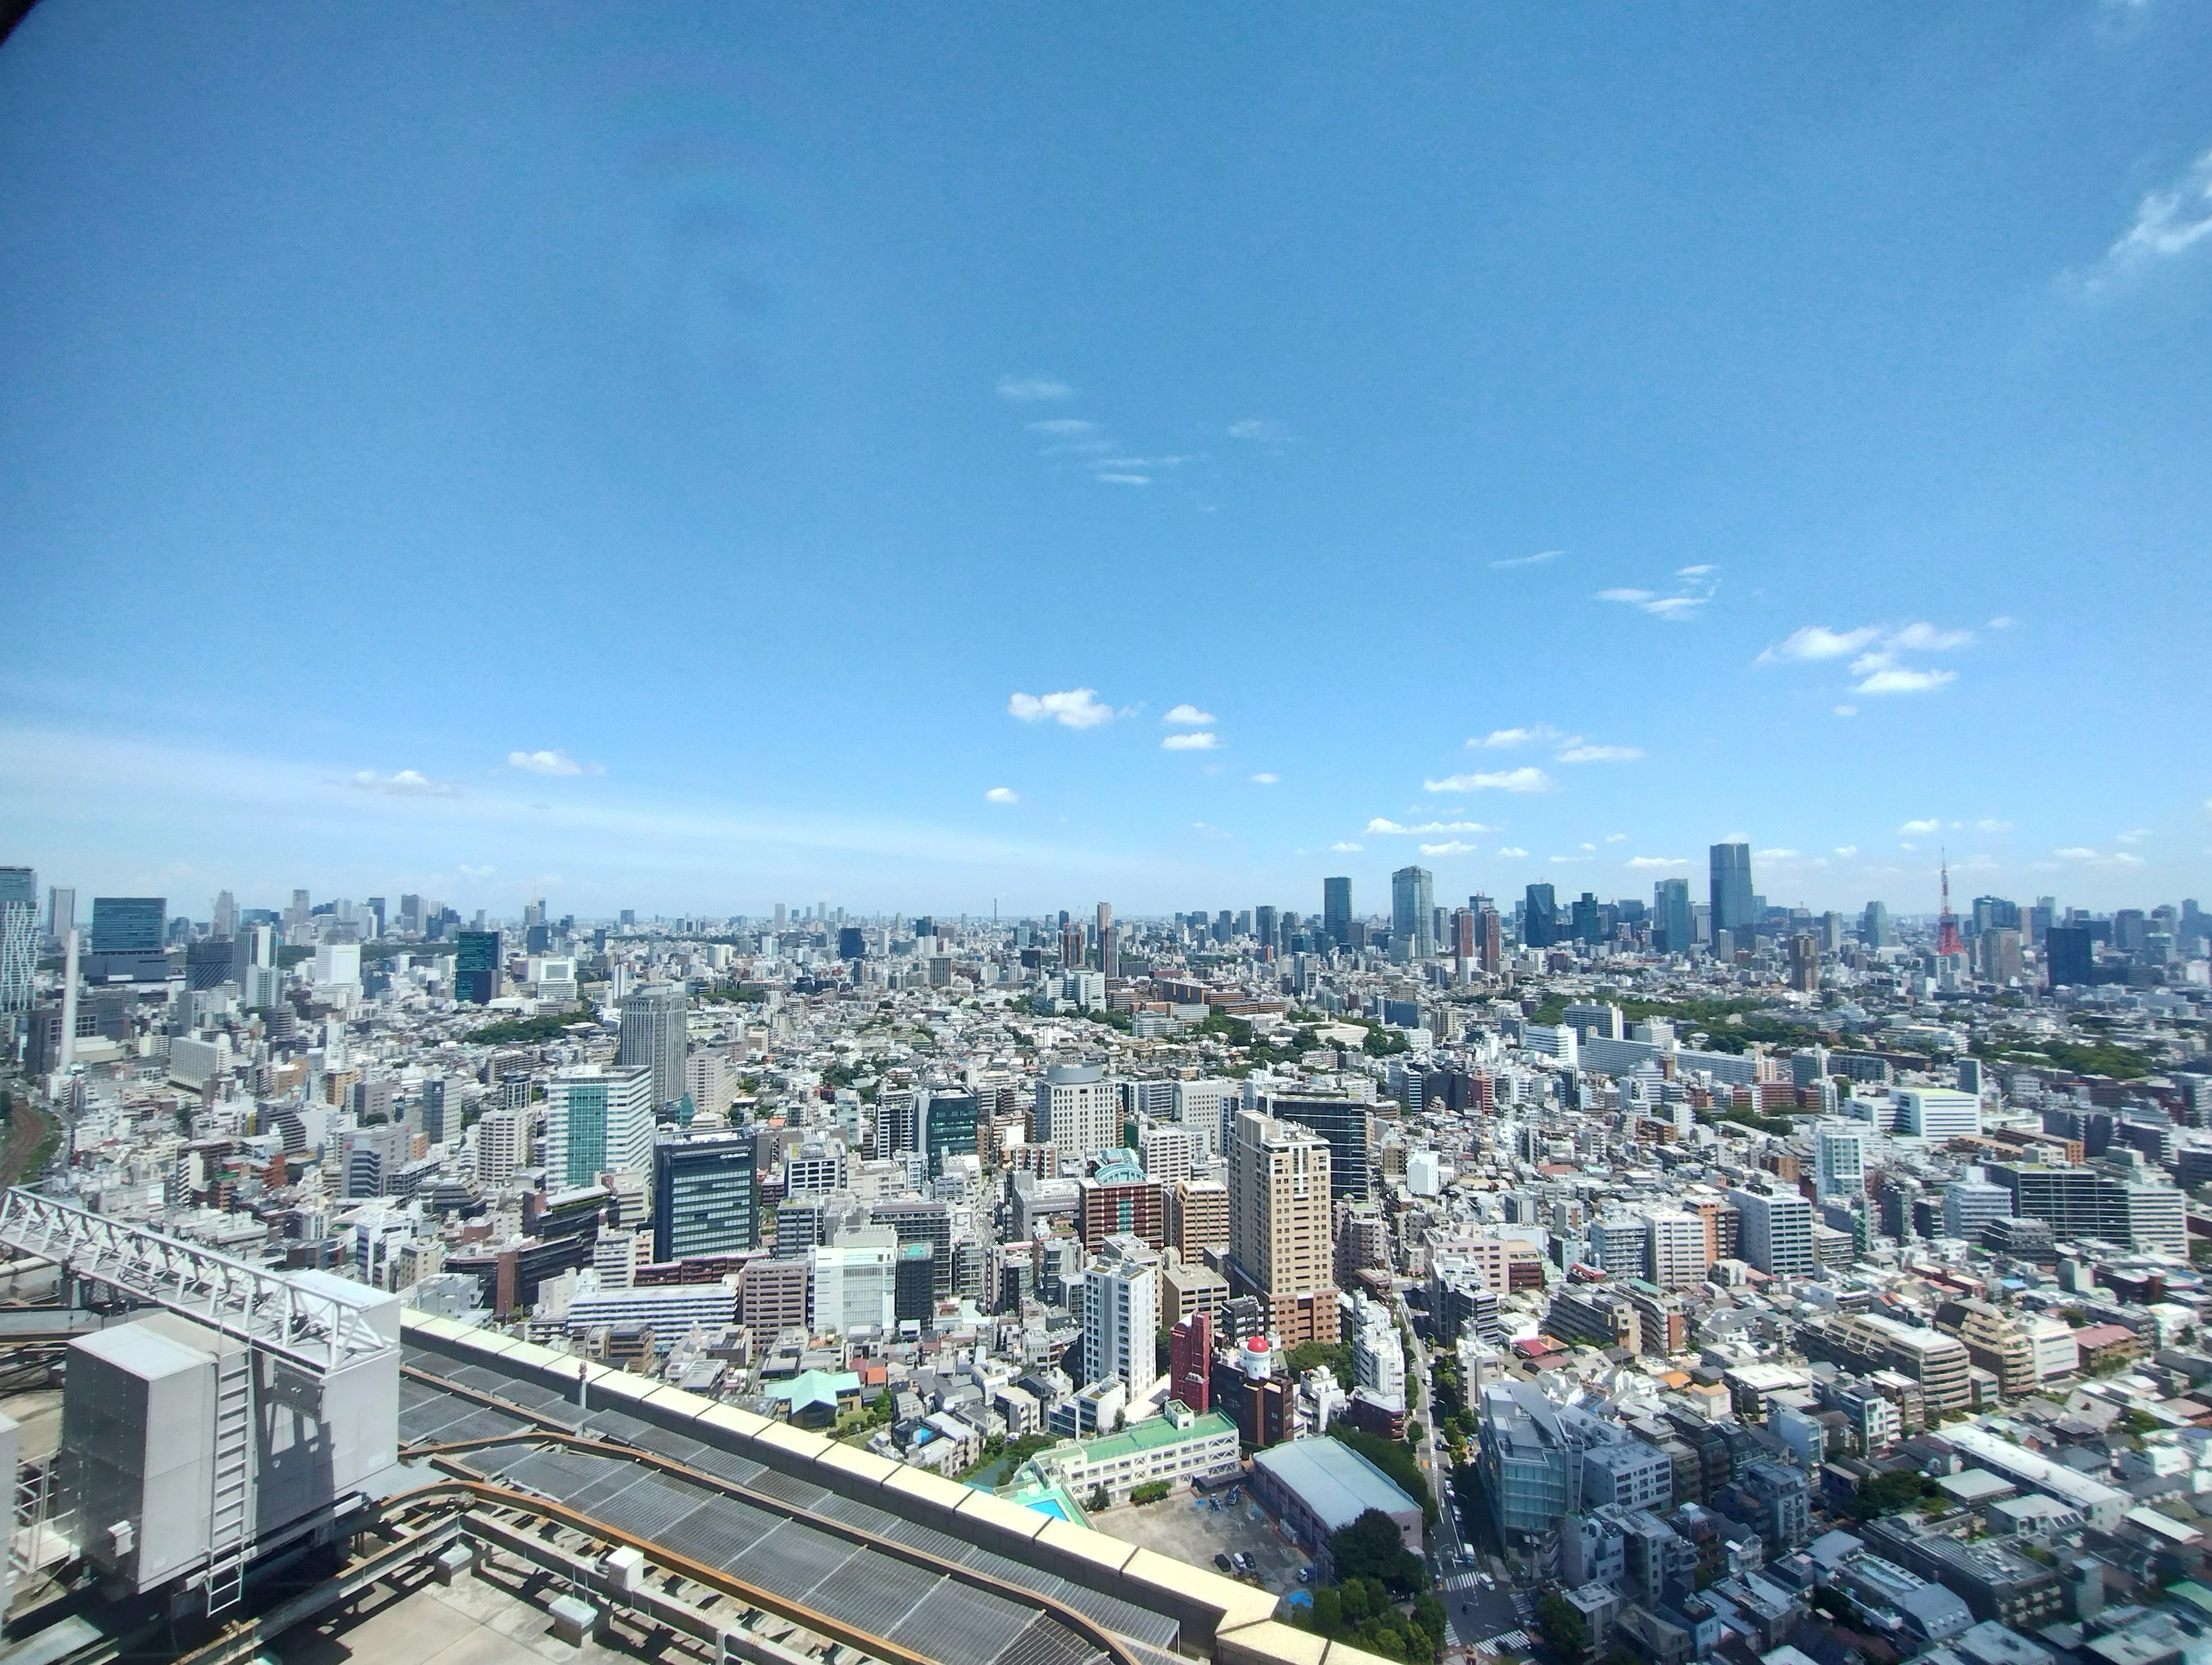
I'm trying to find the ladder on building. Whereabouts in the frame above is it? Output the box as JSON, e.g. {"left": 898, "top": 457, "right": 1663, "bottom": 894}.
{"left": 203, "top": 1347, "right": 253, "bottom": 1615}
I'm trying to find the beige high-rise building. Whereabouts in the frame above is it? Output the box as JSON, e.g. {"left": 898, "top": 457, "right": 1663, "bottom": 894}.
{"left": 1226, "top": 1109, "right": 1338, "bottom": 1345}
{"left": 1168, "top": 1178, "right": 1230, "bottom": 1260}
{"left": 475, "top": 1105, "right": 530, "bottom": 1188}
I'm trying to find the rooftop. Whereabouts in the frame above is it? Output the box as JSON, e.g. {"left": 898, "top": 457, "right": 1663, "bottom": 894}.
{"left": 1252, "top": 1435, "right": 1421, "bottom": 1531}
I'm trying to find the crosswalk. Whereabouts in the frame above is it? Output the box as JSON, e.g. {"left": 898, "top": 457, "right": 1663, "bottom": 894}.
{"left": 1474, "top": 1631, "right": 1531, "bottom": 1657}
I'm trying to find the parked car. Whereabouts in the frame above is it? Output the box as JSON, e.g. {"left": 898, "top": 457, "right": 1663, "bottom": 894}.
{"left": 1214, "top": 1553, "right": 1234, "bottom": 1572}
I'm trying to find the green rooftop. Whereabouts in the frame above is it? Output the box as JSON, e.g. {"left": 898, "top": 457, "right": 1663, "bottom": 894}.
{"left": 1067, "top": 1407, "right": 1238, "bottom": 1463}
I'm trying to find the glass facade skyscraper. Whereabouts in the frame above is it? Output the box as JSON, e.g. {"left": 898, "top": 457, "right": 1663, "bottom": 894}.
{"left": 1654, "top": 878, "right": 1692, "bottom": 953}
{"left": 1391, "top": 865, "right": 1434, "bottom": 957}
{"left": 1524, "top": 883, "right": 1559, "bottom": 948}
{"left": 1709, "top": 843, "right": 1755, "bottom": 936}
{"left": 1322, "top": 877, "right": 1352, "bottom": 946}
{"left": 454, "top": 928, "right": 503, "bottom": 1004}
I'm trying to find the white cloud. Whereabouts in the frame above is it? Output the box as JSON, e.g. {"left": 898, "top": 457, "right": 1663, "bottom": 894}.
{"left": 1366, "top": 818, "right": 1489, "bottom": 835}
{"left": 509, "top": 748, "right": 590, "bottom": 776}
{"left": 1834, "top": 706, "right": 1858, "bottom": 718}
{"left": 1469, "top": 726, "right": 1547, "bottom": 749}
{"left": 1899, "top": 818, "right": 1942, "bottom": 836}
{"left": 1605, "top": 833, "right": 1627, "bottom": 842}
{"left": 1226, "top": 419, "right": 1290, "bottom": 442}
{"left": 1757, "top": 625, "right": 1884, "bottom": 663}
{"left": 2055, "top": 847, "right": 2100, "bottom": 860}
{"left": 1250, "top": 772, "right": 1279, "bottom": 785}
{"left": 1161, "top": 731, "right": 1219, "bottom": 751}
{"left": 1976, "top": 818, "right": 2013, "bottom": 833}
{"left": 1423, "top": 767, "right": 1554, "bottom": 794}
{"left": 1624, "top": 856, "right": 1688, "bottom": 870}
{"left": 1496, "top": 846, "right": 1528, "bottom": 858}
{"left": 1008, "top": 689, "right": 1113, "bottom": 729}
{"left": 984, "top": 787, "right": 1019, "bottom": 805}
{"left": 997, "top": 375, "right": 1075, "bottom": 401}
{"left": 351, "top": 768, "right": 452, "bottom": 797}
{"left": 1835, "top": 845, "right": 1859, "bottom": 858}
{"left": 2081, "top": 148, "right": 2212, "bottom": 291}
{"left": 1330, "top": 841, "right": 1364, "bottom": 853}
{"left": 1420, "top": 841, "right": 1478, "bottom": 856}
{"left": 1026, "top": 418, "right": 1099, "bottom": 437}
{"left": 1490, "top": 549, "right": 1562, "bottom": 570}
{"left": 1162, "top": 704, "right": 1215, "bottom": 726}
{"left": 1989, "top": 615, "right": 2016, "bottom": 629}
{"left": 1855, "top": 666, "right": 1956, "bottom": 695}
{"left": 1596, "top": 567, "right": 1718, "bottom": 621}
{"left": 1095, "top": 473, "right": 1150, "bottom": 486}
{"left": 2115, "top": 827, "right": 2151, "bottom": 844}
{"left": 1756, "top": 848, "right": 1801, "bottom": 860}
{"left": 1555, "top": 744, "right": 1643, "bottom": 764}
{"left": 1548, "top": 854, "right": 1592, "bottom": 864}
{"left": 1887, "top": 622, "right": 1975, "bottom": 652}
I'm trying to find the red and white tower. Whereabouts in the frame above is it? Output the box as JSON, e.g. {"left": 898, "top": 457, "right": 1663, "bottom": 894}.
{"left": 1936, "top": 852, "right": 1965, "bottom": 959}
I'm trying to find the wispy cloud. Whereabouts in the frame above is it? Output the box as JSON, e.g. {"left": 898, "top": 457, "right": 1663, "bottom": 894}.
{"left": 509, "top": 748, "right": 597, "bottom": 777}
{"left": 997, "top": 375, "right": 1075, "bottom": 401}
{"left": 1624, "top": 856, "right": 1688, "bottom": 870}
{"left": 2075, "top": 147, "right": 2212, "bottom": 294}
{"left": 1250, "top": 772, "right": 1279, "bottom": 785}
{"left": 1162, "top": 732, "right": 1219, "bottom": 751}
{"left": 1596, "top": 566, "right": 1717, "bottom": 622}
{"left": 352, "top": 768, "right": 453, "bottom": 797}
{"left": 1366, "top": 819, "right": 1489, "bottom": 836}
{"left": 1899, "top": 818, "right": 1942, "bottom": 836}
{"left": 1758, "top": 625, "right": 1884, "bottom": 664}
{"left": 1423, "top": 767, "right": 1554, "bottom": 794}
{"left": 2115, "top": 827, "right": 2152, "bottom": 844}
{"left": 1760, "top": 620, "right": 1975, "bottom": 696}
{"left": 1163, "top": 704, "right": 1215, "bottom": 726}
{"left": 1976, "top": 818, "right": 2013, "bottom": 833}
{"left": 1026, "top": 418, "right": 1099, "bottom": 438}
{"left": 1094, "top": 473, "right": 1150, "bottom": 486}
{"left": 1226, "top": 419, "right": 1290, "bottom": 442}
{"left": 984, "top": 787, "right": 1019, "bottom": 805}
{"left": 1331, "top": 841, "right": 1363, "bottom": 853}
{"left": 1490, "top": 549, "right": 1563, "bottom": 570}
{"left": 1834, "top": 845, "right": 1859, "bottom": 859}
{"left": 1555, "top": 743, "right": 1643, "bottom": 764}
{"left": 1420, "top": 841, "right": 1478, "bottom": 856}
{"left": 1496, "top": 845, "right": 1528, "bottom": 858}
{"left": 1469, "top": 727, "right": 1547, "bottom": 749}
{"left": 1008, "top": 689, "right": 1113, "bottom": 729}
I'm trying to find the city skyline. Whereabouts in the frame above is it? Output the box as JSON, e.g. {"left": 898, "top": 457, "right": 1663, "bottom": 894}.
{"left": 4, "top": 7, "right": 2211, "bottom": 910}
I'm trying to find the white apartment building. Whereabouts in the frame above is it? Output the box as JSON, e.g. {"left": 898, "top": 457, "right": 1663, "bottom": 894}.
{"left": 810, "top": 1234, "right": 896, "bottom": 1336}
{"left": 1644, "top": 1209, "right": 1710, "bottom": 1290}
{"left": 475, "top": 1105, "right": 530, "bottom": 1186}
{"left": 1813, "top": 1120, "right": 1869, "bottom": 1200}
{"left": 1083, "top": 1233, "right": 1162, "bottom": 1401}
{"left": 1894, "top": 1087, "right": 1980, "bottom": 1142}
{"left": 1734, "top": 1189, "right": 1816, "bottom": 1278}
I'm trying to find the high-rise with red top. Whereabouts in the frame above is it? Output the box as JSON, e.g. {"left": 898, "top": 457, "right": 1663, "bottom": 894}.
{"left": 1936, "top": 855, "right": 1965, "bottom": 958}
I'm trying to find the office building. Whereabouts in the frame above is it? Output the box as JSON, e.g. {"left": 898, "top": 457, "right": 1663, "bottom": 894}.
{"left": 1862, "top": 901, "right": 1891, "bottom": 948}
{"left": 923, "top": 1091, "right": 980, "bottom": 1174}
{"left": 453, "top": 928, "right": 503, "bottom": 1005}
{"left": 809, "top": 1237, "right": 895, "bottom": 1336}
{"left": 1734, "top": 1189, "right": 1815, "bottom": 1277}
{"left": 0, "top": 867, "right": 35, "bottom": 1014}
{"left": 1391, "top": 865, "right": 1435, "bottom": 958}
{"left": 2045, "top": 926, "right": 2095, "bottom": 990}
{"left": 1263, "top": 1093, "right": 1373, "bottom": 1202}
{"left": 1709, "top": 844, "right": 1754, "bottom": 937}
{"left": 46, "top": 885, "right": 74, "bottom": 944}
{"left": 1645, "top": 1210, "right": 1710, "bottom": 1289}
{"left": 1036, "top": 1061, "right": 1118, "bottom": 1160}
{"left": 1896, "top": 1088, "right": 1980, "bottom": 1143}
{"left": 619, "top": 982, "right": 690, "bottom": 1109}
{"left": 1523, "top": 883, "right": 1559, "bottom": 949}
{"left": 1654, "top": 879, "right": 1692, "bottom": 954}
{"left": 1227, "top": 1109, "right": 1338, "bottom": 1345}
{"left": 88, "top": 896, "right": 168, "bottom": 980}
{"left": 546, "top": 1064, "right": 657, "bottom": 1190}
{"left": 653, "top": 1129, "right": 759, "bottom": 1261}
{"left": 1323, "top": 877, "right": 1353, "bottom": 947}
{"left": 1168, "top": 1179, "right": 1230, "bottom": 1259}
{"left": 1083, "top": 1233, "right": 1162, "bottom": 1400}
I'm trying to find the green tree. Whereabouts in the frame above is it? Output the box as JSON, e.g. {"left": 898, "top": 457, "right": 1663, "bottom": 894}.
{"left": 1535, "top": 1591, "right": 1588, "bottom": 1660}
{"left": 1330, "top": 1510, "right": 1427, "bottom": 1597}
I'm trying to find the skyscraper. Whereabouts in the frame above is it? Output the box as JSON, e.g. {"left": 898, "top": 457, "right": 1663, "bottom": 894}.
{"left": 46, "top": 886, "right": 73, "bottom": 944}
{"left": 1255, "top": 904, "right": 1278, "bottom": 957}
{"left": 1391, "top": 865, "right": 1435, "bottom": 957}
{"left": 1478, "top": 907, "right": 1502, "bottom": 973}
{"left": 1523, "top": 883, "right": 1559, "bottom": 948}
{"left": 1653, "top": 879, "right": 1692, "bottom": 954}
{"left": 0, "top": 867, "right": 34, "bottom": 1014}
{"left": 1709, "top": 844, "right": 1755, "bottom": 937}
{"left": 453, "top": 928, "right": 503, "bottom": 1004}
{"left": 1861, "top": 901, "right": 1890, "bottom": 948}
{"left": 2045, "top": 925, "right": 2095, "bottom": 990}
{"left": 1323, "top": 877, "right": 1352, "bottom": 947}
{"left": 1036, "top": 1061, "right": 1118, "bottom": 1160}
{"left": 619, "top": 981, "right": 690, "bottom": 1108}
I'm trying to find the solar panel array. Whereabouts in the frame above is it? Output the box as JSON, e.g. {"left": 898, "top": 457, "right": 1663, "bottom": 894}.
{"left": 400, "top": 1351, "right": 1185, "bottom": 1665}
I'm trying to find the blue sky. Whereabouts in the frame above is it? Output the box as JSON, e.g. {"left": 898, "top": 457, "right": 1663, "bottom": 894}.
{"left": 3, "top": 3, "right": 2210, "bottom": 919}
